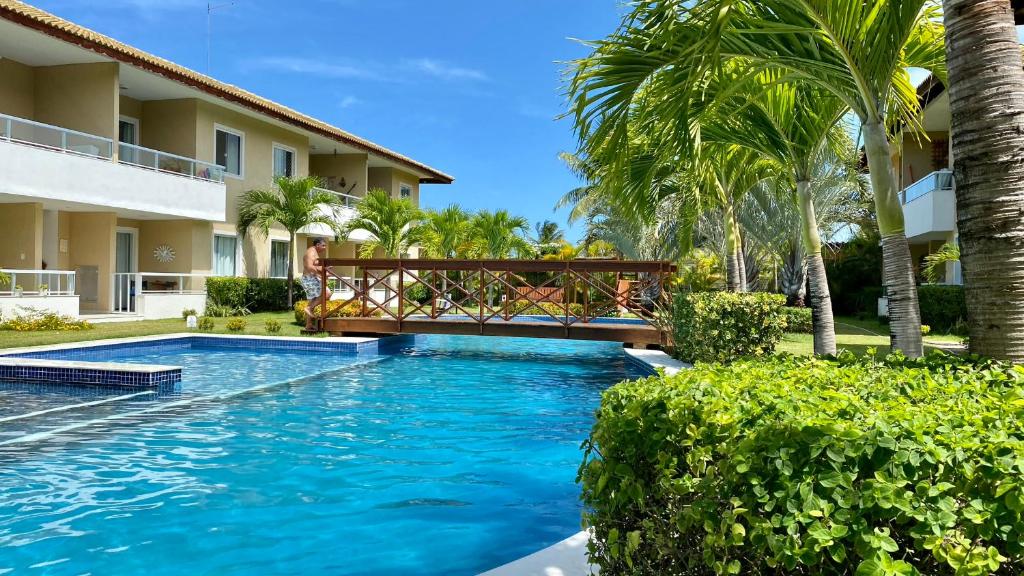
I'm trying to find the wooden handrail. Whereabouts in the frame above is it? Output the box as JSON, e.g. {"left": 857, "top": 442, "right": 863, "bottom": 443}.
{"left": 317, "top": 258, "right": 676, "bottom": 274}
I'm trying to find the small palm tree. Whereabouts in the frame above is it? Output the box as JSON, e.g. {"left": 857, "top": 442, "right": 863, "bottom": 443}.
{"left": 923, "top": 242, "right": 960, "bottom": 284}
{"left": 420, "top": 204, "right": 472, "bottom": 259}
{"left": 471, "top": 210, "right": 534, "bottom": 259}
{"left": 345, "top": 188, "right": 423, "bottom": 258}
{"left": 534, "top": 220, "right": 566, "bottom": 256}
{"left": 238, "top": 175, "right": 344, "bottom": 307}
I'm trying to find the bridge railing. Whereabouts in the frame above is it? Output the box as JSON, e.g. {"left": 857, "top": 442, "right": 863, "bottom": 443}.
{"left": 315, "top": 258, "right": 676, "bottom": 333}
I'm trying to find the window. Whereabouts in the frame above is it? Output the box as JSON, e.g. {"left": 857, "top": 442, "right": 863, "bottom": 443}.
{"left": 214, "top": 125, "right": 244, "bottom": 177}
{"left": 270, "top": 240, "right": 289, "bottom": 278}
{"left": 272, "top": 144, "right": 296, "bottom": 178}
{"left": 214, "top": 234, "right": 238, "bottom": 276}
{"left": 119, "top": 116, "right": 140, "bottom": 164}
{"left": 399, "top": 183, "right": 412, "bottom": 200}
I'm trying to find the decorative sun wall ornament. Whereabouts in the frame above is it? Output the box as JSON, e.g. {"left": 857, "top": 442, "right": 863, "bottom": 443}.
{"left": 153, "top": 244, "right": 176, "bottom": 263}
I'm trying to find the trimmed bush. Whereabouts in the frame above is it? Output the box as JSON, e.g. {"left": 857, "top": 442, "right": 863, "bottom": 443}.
{"left": 508, "top": 300, "right": 585, "bottom": 318}
{"left": 206, "top": 277, "right": 302, "bottom": 313}
{"left": 671, "top": 291, "right": 786, "bottom": 363}
{"left": 225, "top": 317, "right": 246, "bottom": 332}
{"left": 827, "top": 237, "right": 883, "bottom": 317}
{"left": 0, "top": 309, "right": 92, "bottom": 331}
{"left": 782, "top": 305, "right": 813, "bottom": 333}
{"left": 293, "top": 300, "right": 381, "bottom": 324}
{"left": 264, "top": 319, "right": 282, "bottom": 334}
{"left": 918, "top": 284, "right": 967, "bottom": 333}
{"left": 580, "top": 352, "right": 1024, "bottom": 575}
{"left": 196, "top": 316, "right": 215, "bottom": 331}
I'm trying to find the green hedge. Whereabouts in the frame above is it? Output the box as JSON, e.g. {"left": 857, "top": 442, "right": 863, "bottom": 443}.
{"left": 206, "top": 277, "right": 302, "bottom": 312}
{"left": 827, "top": 237, "right": 883, "bottom": 317}
{"left": 782, "top": 306, "right": 813, "bottom": 333}
{"left": 918, "top": 284, "right": 967, "bottom": 333}
{"left": 671, "top": 292, "right": 786, "bottom": 363}
{"left": 580, "top": 352, "right": 1024, "bottom": 575}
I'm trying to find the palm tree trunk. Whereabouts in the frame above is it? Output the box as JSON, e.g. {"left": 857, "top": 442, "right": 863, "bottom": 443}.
{"left": 863, "top": 120, "right": 924, "bottom": 358}
{"left": 287, "top": 232, "right": 295, "bottom": 307}
{"left": 724, "top": 202, "right": 743, "bottom": 292}
{"left": 797, "top": 180, "right": 836, "bottom": 356}
{"left": 781, "top": 243, "right": 807, "bottom": 306}
{"left": 944, "top": 0, "right": 1024, "bottom": 361}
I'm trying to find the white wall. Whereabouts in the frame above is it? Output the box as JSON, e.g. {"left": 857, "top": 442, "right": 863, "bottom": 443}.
{"left": 136, "top": 293, "right": 206, "bottom": 320}
{"left": 903, "top": 187, "right": 956, "bottom": 241}
{"left": 0, "top": 295, "right": 79, "bottom": 319}
{"left": 0, "top": 140, "right": 226, "bottom": 221}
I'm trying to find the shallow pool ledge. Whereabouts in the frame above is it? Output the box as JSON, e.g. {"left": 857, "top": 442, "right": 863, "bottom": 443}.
{"left": 0, "top": 357, "right": 181, "bottom": 388}
{"left": 478, "top": 348, "right": 687, "bottom": 576}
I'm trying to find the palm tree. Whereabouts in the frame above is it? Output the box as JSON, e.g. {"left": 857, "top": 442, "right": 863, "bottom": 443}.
{"left": 237, "top": 175, "right": 344, "bottom": 307}
{"left": 568, "top": 0, "right": 945, "bottom": 357}
{"left": 344, "top": 188, "right": 423, "bottom": 258}
{"left": 470, "top": 210, "right": 533, "bottom": 259}
{"left": 922, "top": 242, "right": 960, "bottom": 284}
{"left": 943, "top": 0, "right": 1024, "bottom": 361}
{"left": 419, "top": 204, "right": 471, "bottom": 259}
{"left": 534, "top": 220, "right": 566, "bottom": 255}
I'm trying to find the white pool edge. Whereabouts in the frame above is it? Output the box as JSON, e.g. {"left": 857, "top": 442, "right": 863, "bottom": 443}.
{"left": 478, "top": 347, "right": 687, "bottom": 576}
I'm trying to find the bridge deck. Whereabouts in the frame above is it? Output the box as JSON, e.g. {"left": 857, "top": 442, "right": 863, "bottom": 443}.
{"left": 322, "top": 317, "right": 663, "bottom": 345}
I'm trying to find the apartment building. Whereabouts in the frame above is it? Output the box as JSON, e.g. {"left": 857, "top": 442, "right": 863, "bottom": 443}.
{"left": 0, "top": 1, "right": 452, "bottom": 320}
{"left": 892, "top": 75, "right": 960, "bottom": 285}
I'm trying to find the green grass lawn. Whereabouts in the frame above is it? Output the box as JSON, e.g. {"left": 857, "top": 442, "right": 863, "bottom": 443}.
{"left": 0, "top": 311, "right": 305, "bottom": 350}
{"left": 777, "top": 316, "right": 965, "bottom": 356}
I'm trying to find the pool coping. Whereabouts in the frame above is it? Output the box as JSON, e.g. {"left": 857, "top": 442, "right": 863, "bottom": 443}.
{"left": 479, "top": 347, "right": 686, "bottom": 576}
{"left": 0, "top": 333, "right": 388, "bottom": 388}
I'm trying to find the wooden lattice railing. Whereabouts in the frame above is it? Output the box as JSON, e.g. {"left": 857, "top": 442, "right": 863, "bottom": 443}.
{"left": 315, "top": 259, "right": 676, "bottom": 336}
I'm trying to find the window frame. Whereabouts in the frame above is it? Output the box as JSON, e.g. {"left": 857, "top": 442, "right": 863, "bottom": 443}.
{"left": 271, "top": 142, "right": 297, "bottom": 179}
{"left": 399, "top": 182, "right": 413, "bottom": 200}
{"left": 212, "top": 233, "right": 240, "bottom": 277}
{"left": 213, "top": 123, "right": 245, "bottom": 180}
{"left": 270, "top": 239, "right": 290, "bottom": 279}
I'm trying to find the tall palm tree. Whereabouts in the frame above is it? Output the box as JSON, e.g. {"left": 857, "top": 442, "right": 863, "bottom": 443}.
{"left": 419, "top": 204, "right": 471, "bottom": 259}
{"left": 237, "top": 175, "right": 344, "bottom": 307}
{"left": 568, "top": 0, "right": 945, "bottom": 357}
{"left": 344, "top": 188, "right": 423, "bottom": 258}
{"left": 470, "top": 210, "right": 534, "bottom": 259}
{"left": 533, "top": 220, "right": 566, "bottom": 255}
{"left": 943, "top": 0, "right": 1024, "bottom": 361}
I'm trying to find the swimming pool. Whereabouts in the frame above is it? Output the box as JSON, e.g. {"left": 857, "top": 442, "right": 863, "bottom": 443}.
{"left": 0, "top": 334, "right": 648, "bottom": 575}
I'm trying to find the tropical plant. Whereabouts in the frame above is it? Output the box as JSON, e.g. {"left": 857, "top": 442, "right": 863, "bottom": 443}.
{"left": 418, "top": 204, "right": 471, "bottom": 259}
{"left": 533, "top": 220, "right": 566, "bottom": 255}
{"left": 469, "top": 210, "right": 533, "bottom": 259}
{"left": 567, "top": 0, "right": 946, "bottom": 357}
{"left": 237, "top": 175, "right": 344, "bottom": 306}
{"left": 943, "top": 0, "right": 1024, "bottom": 361}
{"left": 922, "top": 241, "right": 960, "bottom": 284}
{"left": 0, "top": 271, "right": 9, "bottom": 288}
{"left": 541, "top": 242, "right": 580, "bottom": 261}
{"left": 345, "top": 188, "right": 423, "bottom": 258}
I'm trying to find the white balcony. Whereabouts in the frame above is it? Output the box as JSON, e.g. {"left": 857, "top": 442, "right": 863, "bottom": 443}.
{"left": 300, "top": 187, "right": 360, "bottom": 238}
{"left": 0, "top": 269, "right": 79, "bottom": 319}
{"left": 0, "top": 113, "right": 226, "bottom": 221}
{"left": 901, "top": 170, "right": 956, "bottom": 241}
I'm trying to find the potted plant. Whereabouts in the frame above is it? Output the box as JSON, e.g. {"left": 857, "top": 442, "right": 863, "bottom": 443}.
{"left": 38, "top": 283, "right": 49, "bottom": 297}
{"left": 13, "top": 284, "right": 23, "bottom": 297}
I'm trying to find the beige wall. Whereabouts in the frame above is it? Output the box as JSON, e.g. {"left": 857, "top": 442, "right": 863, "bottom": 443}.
{"left": 56, "top": 211, "right": 71, "bottom": 271}
{"left": 119, "top": 95, "right": 143, "bottom": 123}
{"left": 132, "top": 219, "right": 213, "bottom": 274}
{"left": 196, "top": 99, "right": 310, "bottom": 276}
{"left": 141, "top": 99, "right": 198, "bottom": 158}
{"left": 68, "top": 212, "right": 116, "bottom": 312}
{"left": 310, "top": 153, "right": 368, "bottom": 198}
{"left": 0, "top": 202, "right": 43, "bottom": 269}
{"left": 0, "top": 58, "right": 34, "bottom": 119}
{"left": 367, "top": 167, "right": 421, "bottom": 207}
{"left": 34, "top": 63, "right": 119, "bottom": 142}
{"left": 899, "top": 131, "right": 950, "bottom": 191}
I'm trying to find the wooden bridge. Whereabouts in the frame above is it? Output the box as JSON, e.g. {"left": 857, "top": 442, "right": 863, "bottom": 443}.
{"left": 312, "top": 258, "right": 676, "bottom": 346}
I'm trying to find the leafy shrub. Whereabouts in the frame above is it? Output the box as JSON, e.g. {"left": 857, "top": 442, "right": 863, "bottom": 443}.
{"left": 205, "top": 277, "right": 249, "bottom": 310}
{"left": 206, "top": 277, "right": 301, "bottom": 313}
{"left": 181, "top": 308, "right": 197, "bottom": 319}
{"left": 781, "top": 305, "right": 813, "bottom": 333}
{"left": 917, "top": 284, "right": 967, "bottom": 333}
{"left": 508, "top": 300, "right": 585, "bottom": 317}
{"left": 225, "top": 317, "right": 246, "bottom": 332}
{"left": 205, "top": 302, "right": 250, "bottom": 318}
{"left": 921, "top": 324, "right": 931, "bottom": 336}
{"left": 671, "top": 291, "right": 786, "bottom": 363}
{"left": 580, "top": 352, "right": 1024, "bottom": 575}
{"left": 0, "top": 309, "right": 92, "bottom": 331}
{"left": 264, "top": 319, "right": 282, "bottom": 334}
{"left": 197, "top": 317, "right": 215, "bottom": 331}
{"left": 403, "top": 282, "right": 431, "bottom": 305}
{"left": 293, "top": 300, "right": 381, "bottom": 324}
{"left": 827, "top": 237, "right": 883, "bottom": 316}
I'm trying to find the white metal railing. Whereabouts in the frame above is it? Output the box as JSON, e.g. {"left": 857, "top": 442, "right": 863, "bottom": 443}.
{"left": 903, "top": 169, "right": 953, "bottom": 205}
{"left": 0, "top": 113, "right": 113, "bottom": 159}
{"left": 313, "top": 187, "right": 360, "bottom": 208}
{"left": 112, "top": 272, "right": 211, "bottom": 314}
{"left": 118, "top": 142, "right": 225, "bottom": 183}
{"left": 0, "top": 269, "right": 76, "bottom": 297}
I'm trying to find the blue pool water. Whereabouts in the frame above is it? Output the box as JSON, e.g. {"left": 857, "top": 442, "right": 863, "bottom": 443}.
{"left": 0, "top": 335, "right": 646, "bottom": 575}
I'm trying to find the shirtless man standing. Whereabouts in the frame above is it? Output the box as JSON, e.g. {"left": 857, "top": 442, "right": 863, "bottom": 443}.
{"left": 300, "top": 238, "right": 332, "bottom": 330}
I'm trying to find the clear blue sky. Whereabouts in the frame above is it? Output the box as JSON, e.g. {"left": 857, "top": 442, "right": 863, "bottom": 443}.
{"left": 32, "top": 0, "right": 625, "bottom": 243}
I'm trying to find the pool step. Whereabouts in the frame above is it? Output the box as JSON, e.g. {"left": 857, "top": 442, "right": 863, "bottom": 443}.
{"left": 0, "top": 357, "right": 181, "bottom": 388}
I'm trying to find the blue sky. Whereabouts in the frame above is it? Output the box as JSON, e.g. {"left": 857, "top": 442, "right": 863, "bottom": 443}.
{"left": 31, "top": 0, "right": 625, "bottom": 242}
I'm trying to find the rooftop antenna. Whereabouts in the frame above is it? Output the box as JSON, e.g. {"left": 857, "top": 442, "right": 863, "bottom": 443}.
{"left": 206, "top": 1, "right": 236, "bottom": 75}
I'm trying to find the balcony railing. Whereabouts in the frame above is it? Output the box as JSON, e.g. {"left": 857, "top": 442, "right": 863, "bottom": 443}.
{"left": 0, "top": 113, "right": 113, "bottom": 159}
{"left": 0, "top": 269, "right": 76, "bottom": 297}
{"left": 119, "top": 143, "right": 225, "bottom": 184}
{"left": 112, "top": 272, "right": 211, "bottom": 313}
{"left": 313, "top": 187, "right": 360, "bottom": 208}
{"left": 903, "top": 169, "right": 953, "bottom": 205}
